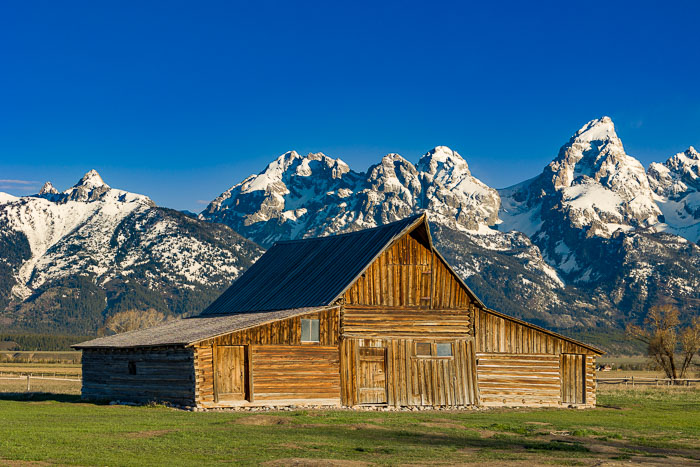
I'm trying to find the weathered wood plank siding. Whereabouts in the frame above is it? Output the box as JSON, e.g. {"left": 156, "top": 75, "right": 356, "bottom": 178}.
{"left": 81, "top": 347, "right": 195, "bottom": 406}
{"left": 340, "top": 337, "right": 478, "bottom": 407}
{"left": 474, "top": 308, "right": 598, "bottom": 407}
{"left": 474, "top": 308, "right": 595, "bottom": 355}
{"left": 194, "top": 308, "right": 341, "bottom": 407}
{"left": 476, "top": 353, "right": 561, "bottom": 407}
{"left": 251, "top": 345, "right": 340, "bottom": 401}
{"left": 343, "top": 233, "right": 473, "bottom": 310}
{"left": 342, "top": 305, "right": 472, "bottom": 338}
{"left": 198, "top": 308, "right": 340, "bottom": 347}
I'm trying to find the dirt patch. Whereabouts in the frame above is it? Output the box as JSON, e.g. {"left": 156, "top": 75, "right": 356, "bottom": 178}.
{"left": 262, "top": 458, "right": 370, "bottom": 467}
{"left": 125, "top": 429, "right": 173, "bottom": 439}
{"left": 523, "top": 421, "right": 552, "bottom": 426}
{"left": 237, "top": 415, "right": 293, "bottom": 426}
{"left": 0, "top": 460, "right": 52, "bottom": 466}
{"left": 545, "top": 434, "right": 700, "bottom": 462}
{"left": 418, "top": 422, "right": 465, "bottom": 430}
{"left": 349, "top": 423, "right": 388, "bottom": 431}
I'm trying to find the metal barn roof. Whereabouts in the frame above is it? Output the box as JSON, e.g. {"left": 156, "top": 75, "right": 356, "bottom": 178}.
{"left": 199, "top": 213, "right": 426, "bottom": 315}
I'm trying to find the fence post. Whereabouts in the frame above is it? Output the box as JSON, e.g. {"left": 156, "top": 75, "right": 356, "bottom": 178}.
{"left": 26, "top": 373, "right": 31, "bottom": 392}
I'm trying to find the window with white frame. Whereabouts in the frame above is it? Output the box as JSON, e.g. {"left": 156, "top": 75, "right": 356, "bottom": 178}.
{"left": 301, "top": 318, "right": 320, "bottom": 343}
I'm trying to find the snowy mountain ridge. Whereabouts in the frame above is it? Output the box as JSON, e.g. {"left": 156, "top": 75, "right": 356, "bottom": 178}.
{"left": 201, "top": 145, "right": 501, "bottom": 246}
{"left": 0, "top": 171, "right": 262, "bottom": 333}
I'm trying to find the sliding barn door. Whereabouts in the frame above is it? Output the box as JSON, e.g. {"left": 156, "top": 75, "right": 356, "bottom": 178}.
{"left": 358, "top": 347, "right": 387, "bottom": 404}
{"left": 214, "top": 345, "right": 247, "bottom": 402}
{"left": 561, "top": 353, "right": 585, "bottom": 405}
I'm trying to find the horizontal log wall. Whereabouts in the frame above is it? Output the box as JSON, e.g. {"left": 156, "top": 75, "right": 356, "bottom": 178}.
{"left": 342, "top": 305, "right": 472, "bottom": 338}
{"left": 252, "top": 345, "right": 340, "bottom": 401}
{"left": 81, "top": 347, "right": 195, "bottom": 406}
{"left": 474, "top": 308, "right": 595, "bottom": 355}
{"left": 194, "top": 308, "right": 340, "bottom": 407}
{"left": 343, "top": 231, "right": 474, "bottom": 310}
{"left": 341, "top": 337, "right": 478, "bottom": 407}
{"left": 476, "top": 353, "right": 561, "bottom": 407}
{"left": 585, "top": 355, "right": 596, "bottom": 406}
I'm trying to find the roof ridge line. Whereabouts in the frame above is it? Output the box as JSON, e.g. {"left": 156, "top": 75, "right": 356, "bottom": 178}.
{"left": 271, "top": 213, "right": 425, "bottom": 246}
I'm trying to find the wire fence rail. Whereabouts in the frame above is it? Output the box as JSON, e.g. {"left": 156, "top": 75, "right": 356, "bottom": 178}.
{"left": 596, "top": 376, "right": 700, "bottom": 387}
{"left": 0, "top": 371, "right": 82, "bottom": 391}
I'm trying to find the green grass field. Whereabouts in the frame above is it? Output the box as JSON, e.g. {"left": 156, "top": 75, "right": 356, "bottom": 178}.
{"left": 0, "top": 386, "right": 698, "bottom": 466}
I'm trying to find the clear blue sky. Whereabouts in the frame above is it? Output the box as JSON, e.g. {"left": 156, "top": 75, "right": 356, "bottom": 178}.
{"left": 1, "top": 1, "right": 699, "bottom": 211}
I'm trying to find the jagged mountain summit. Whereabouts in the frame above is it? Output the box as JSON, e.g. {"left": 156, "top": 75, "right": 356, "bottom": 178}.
{"left": 499, "top": 117, "right": 664, "bottom": 277}
{"left": 648, "top": 146, "right": 700, "bottom": 243}
{"left": 0, "top": 170, "right": 262, "bottom": 334}
{"left": 201, "top": 146, "right": 501, "bottom": 247}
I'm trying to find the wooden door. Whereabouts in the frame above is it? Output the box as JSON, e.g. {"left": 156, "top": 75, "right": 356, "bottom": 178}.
{"left": 358, "top": 347, "right": 387, "bottom": 404}
{"left": 561, "top": 354, "right": 585, "bottom": 405}
{"left": 214, "top": 345, "right": 247, "bottom": 402}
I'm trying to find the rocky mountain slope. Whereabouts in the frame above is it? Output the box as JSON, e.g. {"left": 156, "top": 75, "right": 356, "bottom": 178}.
{"left": 647, "top": 146, "right": 700, "bottom": 243}
{"left": 203, "top": 118, "right": 700, "bottom": 330}
{"left": 0, "top": 171, "right": 262, "bottom": 334}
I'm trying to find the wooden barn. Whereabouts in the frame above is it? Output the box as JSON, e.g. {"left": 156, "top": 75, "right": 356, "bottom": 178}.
{"left": 75, "top": 214, "right": 602, "bottom": 409}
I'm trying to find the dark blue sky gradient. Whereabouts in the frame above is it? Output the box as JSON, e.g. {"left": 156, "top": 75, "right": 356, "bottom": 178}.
{"left": 1, "top": 1, "right": 699, "bottom": 211}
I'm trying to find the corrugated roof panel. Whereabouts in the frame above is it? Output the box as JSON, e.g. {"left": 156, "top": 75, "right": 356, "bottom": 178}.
{"left": 200, "top": 214, "right": 424, "bottom": 315}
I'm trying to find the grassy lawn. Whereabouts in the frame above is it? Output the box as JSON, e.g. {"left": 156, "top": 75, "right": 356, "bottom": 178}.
{"left": 0, "top": 387, "right": 698, "bottom": 466}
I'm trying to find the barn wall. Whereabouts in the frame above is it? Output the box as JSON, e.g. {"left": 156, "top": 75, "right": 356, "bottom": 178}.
{"left": 252, "top": 345, "right": 340, "bottom": 401}
{"left": 339, "top": 228, "right": 479, "bottom": 407}
{"left": 474, "top": 308, "right": 596, "bottom": 355}
{"left": 199, "top": 307, "right": 340, "bottom": 347}
{"left": 81, "top": 346, "right": 195, "bottom": 406}
{"left": 343, "top": 232, "right": 474, "bottom": 310}
{"left": 474, "top": 309, "right": 598, "bottom": 407}
{"left": 194, "top": 308, "right": 341, "bottom": 407}
{"left": 342, "top": 305, "right": 473, "bottom": 338}
{"left": 476, "top": 353, "right": 561, "bottom": 407}
{"left": 340, "top": 337, "right": 478, "bottom": 407}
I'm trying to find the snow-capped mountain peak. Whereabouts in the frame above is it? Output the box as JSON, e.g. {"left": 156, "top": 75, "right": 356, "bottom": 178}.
{"left": 38, "top": 181, "right": 59, "bottom": 196}
{"left": 571, "top": 116, "right": 618, "bottom": 144}
{"left": 418, "top": 146, "right": 470, "bottom": 176}
{"left": 647, "top": 146, "right": 700, "bottom": 243}
{"left": 74, "top": 169, "right": 109, "bottom": 189}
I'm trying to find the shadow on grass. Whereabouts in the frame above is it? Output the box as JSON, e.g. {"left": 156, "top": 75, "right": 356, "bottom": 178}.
{"left": 291, "top": 424, "right": 590, "bottom": 457}
{"left": 308, "top": 426, "right": 699, "bottom": 461}
{"left": 0, "top": 392, "right": 87, "bottom": 403}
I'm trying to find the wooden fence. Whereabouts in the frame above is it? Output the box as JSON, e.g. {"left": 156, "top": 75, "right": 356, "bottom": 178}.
{"left": 596, "top": 377, "right": 700, "bottom": 387}
{"left": 0, "top": 371, "right": 81, "bottom": 391}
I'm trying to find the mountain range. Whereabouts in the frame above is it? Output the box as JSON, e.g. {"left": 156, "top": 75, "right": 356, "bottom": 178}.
{"left": 1, "top": 116, "right": 698, "bottom": 341}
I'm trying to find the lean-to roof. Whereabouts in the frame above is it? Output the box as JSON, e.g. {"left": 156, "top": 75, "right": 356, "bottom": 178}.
{"left": 73, "top": 307, "right": 329, "bottom": 349}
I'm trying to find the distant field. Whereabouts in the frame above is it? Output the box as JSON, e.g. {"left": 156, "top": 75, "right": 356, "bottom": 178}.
{"left": 0, "top": 385, "right": 698, "bottom": 465}
{"left": 0, "top": 350, "right": 82, "bottom": 364}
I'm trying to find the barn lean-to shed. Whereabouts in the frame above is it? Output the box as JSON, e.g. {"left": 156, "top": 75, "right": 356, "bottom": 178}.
{"left": 75, "top": 213, "right": 602, "bottom": 409}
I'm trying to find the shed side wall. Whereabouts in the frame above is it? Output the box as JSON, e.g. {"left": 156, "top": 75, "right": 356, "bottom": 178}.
{"left": 194, "top": 308, "right": 341, "bottom": 407}
{"left": 474, "top": 309, "right": 597, "bottom": 407}
{"left": 81, "top": 346, "right": 195, "bottom": 406}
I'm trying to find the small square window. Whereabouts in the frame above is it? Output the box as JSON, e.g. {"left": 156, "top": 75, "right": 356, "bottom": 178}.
{"left": 301, "top": 319, "right": 320, "bottom": 342}
{"left": 436, "top": 343, "right": 453, "bottom": 357}
{"left": 416, "top": 342, "right": 432, "bottom": 356}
